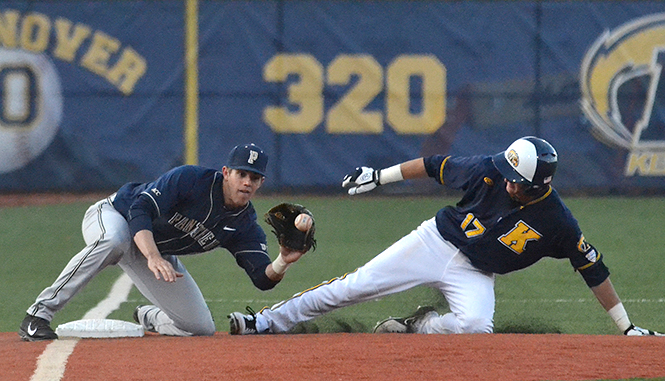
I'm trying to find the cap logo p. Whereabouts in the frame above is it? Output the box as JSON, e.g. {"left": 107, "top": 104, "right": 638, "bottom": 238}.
{"left": 248, "top": 150, "right": 259, "bottom": 164}
{"left": 507, "top": 149, "right": 519, "bottom": 168}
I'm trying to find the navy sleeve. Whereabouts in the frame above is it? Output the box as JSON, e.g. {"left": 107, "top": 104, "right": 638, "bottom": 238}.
{"left": 424, "top": 155, "right": 449, "bottom": 184}
{"left": 227, "top": 217, "right": 277, "bottom": 290}
{"left": 578, "top": 258, "right": 610, "bottom": 288}
{"left": 424, "top": 155, "right": 488, "bottom": 189}
{"left": 127, "top": 166, "right": 200, "bottom": 237}
{"left": 570, "top": 237, "right": 610, "bottom": 288}
{"left": 235, "top": 251, "right": 279, "bottom": 290}
{"left": 560, "top": 227, "right": 611, "bottom": 288}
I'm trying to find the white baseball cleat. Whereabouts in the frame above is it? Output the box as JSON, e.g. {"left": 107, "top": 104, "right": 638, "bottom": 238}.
{"left": 624, "top": 324, "right": 665, "bottom": 336}
{"left": 373, "top": 306, "right": 437, "bottom": 334}
{"left": 228, "top": 306, "right": 259, "bottom": 335}
{"left": 373, "top": 317, "right": 408, "bottom": 333}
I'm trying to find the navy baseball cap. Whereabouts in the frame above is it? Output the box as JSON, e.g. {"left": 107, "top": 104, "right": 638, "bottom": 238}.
{"left": 227, "top": 143, "right": 268, "bottom": 177}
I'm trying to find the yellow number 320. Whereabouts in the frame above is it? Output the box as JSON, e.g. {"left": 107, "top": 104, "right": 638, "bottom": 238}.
{"left": 263, "top": 53, "right": 446, "bottom": 135}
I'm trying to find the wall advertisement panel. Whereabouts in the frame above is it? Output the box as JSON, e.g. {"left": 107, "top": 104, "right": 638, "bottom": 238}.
{"left": 1, "top": 1, "right": 664, "bottom": 193}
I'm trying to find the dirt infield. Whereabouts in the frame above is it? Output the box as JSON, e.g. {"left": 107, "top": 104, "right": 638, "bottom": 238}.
{"left": 3, "top": 332, "right": 665, "bottom": 380}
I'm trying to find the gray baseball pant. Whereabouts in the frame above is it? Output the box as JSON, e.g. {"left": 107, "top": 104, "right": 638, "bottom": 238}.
{"left": 26, "top": 196, "right": 215, "bottom": 336}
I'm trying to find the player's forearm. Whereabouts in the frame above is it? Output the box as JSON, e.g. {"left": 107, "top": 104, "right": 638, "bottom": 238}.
{"left": 266, "top": 254, "right": 287, "bottom": 282}
{"left": 376, "top": 158, "right": 426, "bottom": 186}
{"left": 398, "top": 158, "right": 427, "bottom": 180}
{"left": 591, "top": 277, "right": 621, "bottom": 311}
{"left": 265, "top": 246, "right": 304, "bottom": 281}
{"left": 591, "top": 277, "right": 631, "bottom": 332}
{"left": 265, "top": 263, "right": 285, "bottom": 282}
{"left": 133, "top": 229, "right": 162, "bottom": 260}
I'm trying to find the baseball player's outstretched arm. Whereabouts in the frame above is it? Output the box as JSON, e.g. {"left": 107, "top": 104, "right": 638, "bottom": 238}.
{"left": 399, "top": 158, "right": 428, "bottom": 179}
{"left": 590, "top": 277, "right": 622, "bottom": 313}
{"left": 134, "top": 230, "right": 184, "bottom": 282}
{"left": 342, "top": 158, "right": 427, "bottom": 195}
{"left": 592, "top": 277, "right": 663, "bottom": 336}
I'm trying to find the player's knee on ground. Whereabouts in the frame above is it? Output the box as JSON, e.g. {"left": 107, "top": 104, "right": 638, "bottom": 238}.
{"left": 188, "top": 323, "right": 216, "bottom": 336}
{"left": 141, "top": 306, "right": 216, "bottom": 336}
{"left": 176, "top": 314, "right": 216, "bottom": 336}
{"left": 161, "top": 319, "right": 215, "bottom": 337}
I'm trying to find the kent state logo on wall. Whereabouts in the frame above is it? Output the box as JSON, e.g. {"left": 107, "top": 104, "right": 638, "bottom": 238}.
{"left": 580, "top": 13, "right": 665, "bottom": 176}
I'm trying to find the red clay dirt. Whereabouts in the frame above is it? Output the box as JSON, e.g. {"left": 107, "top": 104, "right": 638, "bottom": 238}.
{"left": 3, "top": 332, "right": 665, "bottom": 380}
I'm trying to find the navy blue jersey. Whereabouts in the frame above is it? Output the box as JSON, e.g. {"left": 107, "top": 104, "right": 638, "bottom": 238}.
{"left": 111, "top": 165, "right": 274, "bottom": 289}
{"left": 424, "top": 155, "right": 609, "bottom": 287}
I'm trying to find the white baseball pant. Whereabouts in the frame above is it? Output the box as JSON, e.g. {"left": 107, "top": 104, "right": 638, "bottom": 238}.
{"left": 256, "top": 217, "right": 495, "bottom": 334}
{"left": 27, "top": 196, "right": 215, "bottom": 336}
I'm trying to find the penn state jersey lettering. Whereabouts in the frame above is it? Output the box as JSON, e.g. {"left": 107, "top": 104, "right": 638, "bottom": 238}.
{"left": 423, "top": 155, "right": 607, "bottom": 286}
{"left": 168, "top": 212, "right": 220, "bottom": 251}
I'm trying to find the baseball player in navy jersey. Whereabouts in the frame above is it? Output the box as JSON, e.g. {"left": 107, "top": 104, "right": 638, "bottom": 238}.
{"left": 229, "top": 137, "right": 662, "bottom": 336}
{"left": 19, "top": 143, "right": 307, "bottom": 341}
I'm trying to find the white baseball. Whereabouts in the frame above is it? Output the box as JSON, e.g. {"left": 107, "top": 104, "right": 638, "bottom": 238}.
{"left": 294, "top": 213, "right": 312, "bottom": 232}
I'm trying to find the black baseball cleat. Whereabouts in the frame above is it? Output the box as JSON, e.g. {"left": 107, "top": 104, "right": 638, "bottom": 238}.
{"left": 228, "top": 306, "right": 259, "bottom": 335}
{"left": 19, "top": 314, "right": 58, "bottom": 341}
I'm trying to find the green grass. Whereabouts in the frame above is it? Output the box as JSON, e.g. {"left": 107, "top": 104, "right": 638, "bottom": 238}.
{"left": 2, "top": 195, "right": 664, "bottom": 337}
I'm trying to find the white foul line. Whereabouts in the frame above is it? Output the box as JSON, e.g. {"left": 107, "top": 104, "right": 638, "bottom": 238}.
{"left": 497, "top": 298, "right": 665, "bottom": 304}
{"left": 30, "top": 273, "right": 134, "bottom": 381}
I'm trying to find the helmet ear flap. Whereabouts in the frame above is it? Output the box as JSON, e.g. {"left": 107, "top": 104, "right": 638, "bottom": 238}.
{"left": 530, "top": 141, "right": 557, "bottom": 187}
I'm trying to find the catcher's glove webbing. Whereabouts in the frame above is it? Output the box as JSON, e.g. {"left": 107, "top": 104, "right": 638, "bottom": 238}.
{"left": 264, "top": 203, "right": 316, "bottom": 252}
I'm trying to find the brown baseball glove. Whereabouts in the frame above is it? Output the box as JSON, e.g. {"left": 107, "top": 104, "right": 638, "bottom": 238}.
{"left": 264, "top": 203, "right": 316, "bottom": 252}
